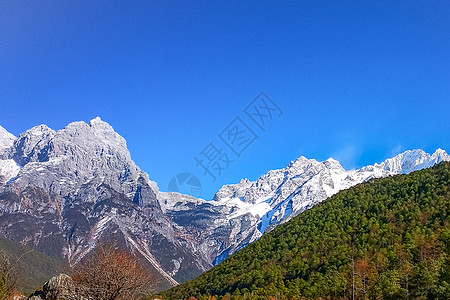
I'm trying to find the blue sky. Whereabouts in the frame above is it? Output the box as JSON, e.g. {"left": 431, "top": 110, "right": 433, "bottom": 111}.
{"left": 1, "top": 1, "right": 449, "bottom": 199}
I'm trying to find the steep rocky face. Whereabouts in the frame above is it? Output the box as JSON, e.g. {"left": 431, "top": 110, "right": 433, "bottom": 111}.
{"left": 0, "top": 118, "right": 448, "bottom": 285}
{"left": 0, "top": 118, "right": 209, "bottom": 287}
{"left": 6, "top": 118, "right": 154, "bottom": 198}
{"left": 162, "top": 149, "right": 450, "bottom": 265}
{"left": 158, "top": 191, "right": 259, "bottom": 266}
{"left": 0, "top": 125, "right": 20, "bottom": 184}
{"left": 0, "top": 125, "right": 16, "bottom": 152}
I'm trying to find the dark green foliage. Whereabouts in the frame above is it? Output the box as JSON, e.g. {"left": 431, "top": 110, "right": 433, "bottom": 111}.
{"left": 162, "top": 162, "right": 450, "bottom": 299}
{"left": 0, "top": 237, "right": 68, "bottom": 294}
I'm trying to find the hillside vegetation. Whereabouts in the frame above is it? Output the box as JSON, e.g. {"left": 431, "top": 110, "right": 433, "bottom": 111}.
{"left": 162, "top": 162, "right": 450, "bottom": 299}
{"left": 0, "top": 237, "right": 68, "bottom": 294}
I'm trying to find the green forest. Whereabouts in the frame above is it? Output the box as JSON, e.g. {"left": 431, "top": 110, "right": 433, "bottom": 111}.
{"left": 0, "top": 237, "right": 67, "bottom": 294}
{"left": 161, "top": 162, "right": 450, "bottom": 299}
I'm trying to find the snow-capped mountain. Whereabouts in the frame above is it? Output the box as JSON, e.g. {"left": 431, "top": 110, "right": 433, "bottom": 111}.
{"left": 0, "top": 125, "right": 16, "bottom": 151}
{"left": 0, "top": 118, "right": 210, "bottom": 287}
{"left": 0, "top": 125, "right": 20, "bottom": 184}
{"left": 0, "top": 117, "right": 448, "bottom": 286}
{"left": 161, "top": 148, "right": 450, "bottom": 264}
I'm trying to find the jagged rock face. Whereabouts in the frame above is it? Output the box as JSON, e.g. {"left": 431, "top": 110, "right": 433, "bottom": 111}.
{"left": 162, "top": 149, "right": 450, "bottom": 265}
{"left": 0, "top": 118, "right": 449, "bottom": 285}
{"left": 0, "top": 125, "right": 20, "bottom": 184}
{"left": 158, "top": 191, "right": 259, "bottom": 266}
{"left": 42, "top": 274, "right": 77, "bottom": 300}
{"left": 0, "top": 125, "right": 16, "bottom": 152}
{"left": 6, "top": 118, "right": 154, "bottom": 198}
{"left": 0, "top": 118, "right": 209, "bottom": 287}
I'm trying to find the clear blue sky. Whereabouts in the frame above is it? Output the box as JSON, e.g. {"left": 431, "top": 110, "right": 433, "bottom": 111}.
{"left": 1, "top": 1, "right": 449, "bottom": 199}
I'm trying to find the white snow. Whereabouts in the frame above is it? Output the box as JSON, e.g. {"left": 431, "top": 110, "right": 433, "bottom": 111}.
{"left": 3, "top": 117, "right": 450, "bottom": 274}
{"left": 226, "top": 195, "right": 273, "bottom": 219}
{"left": 0, "top": 159, "right": 21, "bottom": 184}
{"left": 0, "top": 125, "right": 16, "bottom": 151}
{"left": 202, "top": 148, "right": 450, "bottom": 262}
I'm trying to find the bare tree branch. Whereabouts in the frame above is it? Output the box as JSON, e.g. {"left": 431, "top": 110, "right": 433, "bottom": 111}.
{"left": 71, "top": 244, "right": 156, "bottom": 300}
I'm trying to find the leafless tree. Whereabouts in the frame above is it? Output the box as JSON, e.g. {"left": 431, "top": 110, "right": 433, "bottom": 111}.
{"left": 72, "top": 244, "right": 156, "bottom": 300}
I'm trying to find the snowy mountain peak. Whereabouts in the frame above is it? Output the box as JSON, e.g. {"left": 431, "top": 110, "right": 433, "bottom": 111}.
{"left": 0, "top": 118, "right": 200, "bottom": 284}
{"left": 0, "top": 126, "right": 20, "bottom": 184}
{"left": 239, "top": 178, "right": 251, "bottom": 184}
{"left": 377, "top": 149, "right": 449, "bottom": 174}
{"left": 20, "top": 123, "right": 52, "bottom": 136}
{"left": 431, "top": 148, "right": 449, "bottom": 161}
{"left": 433, "top": 148, "right": 446, "bottom": 155}
{"left": 89, "top": 116, "right": 103, "bottom": 125}
{"left": 1, "top": 117, "right": 449, "bottom": 283}
{"left": 0, "top": 125, "right": 15, "bottom": 138}
{"left": 198, "top": 148, "right": 450, "bottom": 265}
{"left": 323, "top": 157, "right": 345, "bottom": 171}
{"left": 89, "top": 116, "right": 118, "bottom": 135}
{"left": 2, "top": 118, "right": 151, "bottom": 198}
{"left": 0, "top": 125, "right": 16, "bottom": 151}
{"left": 11, "top": 125, "right": 56, "bottom": 166}
{"left": 89, "top": 116, "right": 115, "bottom": 133}
{"left": 287, "top": 156, "right": 310, "bottom": 167}
{"left": 61, "top": 117, "right": 128, "bottom": 152}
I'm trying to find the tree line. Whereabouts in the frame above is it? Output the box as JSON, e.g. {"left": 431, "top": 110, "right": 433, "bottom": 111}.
{"left": 161, "top": 162, "right": 450, "bottom": 299}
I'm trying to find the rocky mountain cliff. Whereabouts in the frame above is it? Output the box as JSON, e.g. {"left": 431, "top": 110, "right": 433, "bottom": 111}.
{"left": 0, "top": 118, "right": 448, "bottom": 286}
{"left": 0, "top": 118, "right": 209, "bottom": 287}
{"left": 161, "top": 148, "right": 449, "bottom": 265}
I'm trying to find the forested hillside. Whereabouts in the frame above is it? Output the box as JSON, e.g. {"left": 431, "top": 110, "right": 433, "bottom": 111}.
{"left": 0, "top": 237, "right": 68, "bottom": 293}
{"left": 162, "top": 162, "right": 450, "bottom": 299}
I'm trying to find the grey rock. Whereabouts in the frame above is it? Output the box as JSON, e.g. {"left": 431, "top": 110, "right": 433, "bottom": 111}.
{"left": 0, "top": 118, "right": 207, "bottom": 287}
{"left": 0, "top": 125, "right": 16, "bottom": 153}
{"left": 27, "top": 290, "right": 45, "bottom": 300}
{"left": 27, "top": 274, "right": 79, "bottom": 300}
{"left": 1, "top": 117, "right": 449, "bottom": 286}
{"left": 43, "top": 274, "right": 77, "bottom": 300}
{"left": 162, "top": 149, "right": 450, "bottom": 265}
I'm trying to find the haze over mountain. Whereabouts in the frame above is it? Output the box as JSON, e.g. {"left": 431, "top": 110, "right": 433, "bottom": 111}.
{"left": 0, "top": 118, "right": 448, "bottom": 287}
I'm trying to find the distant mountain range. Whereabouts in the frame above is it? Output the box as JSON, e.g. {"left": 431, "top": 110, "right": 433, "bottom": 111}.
{"left": 0, "top": 118, "right": 448, "bottom": 288}
{"left": 163, "top": 161, "right": 450, "bottom": 299}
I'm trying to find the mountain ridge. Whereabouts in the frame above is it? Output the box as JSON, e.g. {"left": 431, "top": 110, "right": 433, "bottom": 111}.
{"left": 0, "top": 117, "right": 206, "bottom": 287}
{"left": 161, "top": 146, "right": 449, "bottom": 265}
{"left": 162, "top": 161, "right": 450, "bottom": 299}
{"left": 0, "top": 117, "right": 448, "bottom": 287}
